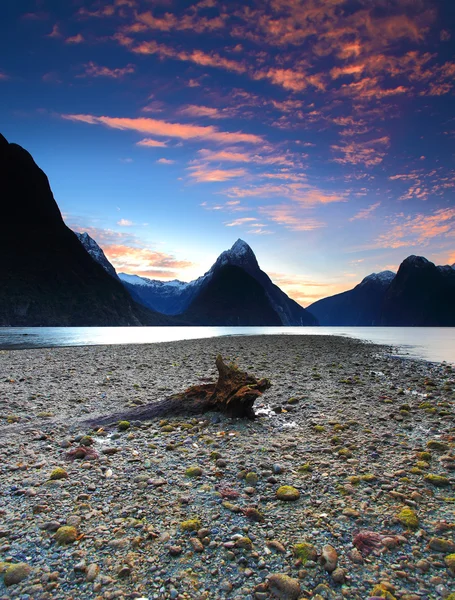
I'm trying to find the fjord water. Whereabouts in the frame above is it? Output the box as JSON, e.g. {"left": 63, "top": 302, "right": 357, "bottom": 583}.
{"left": 0, "top": 326, "right": 454, "bottom": 364}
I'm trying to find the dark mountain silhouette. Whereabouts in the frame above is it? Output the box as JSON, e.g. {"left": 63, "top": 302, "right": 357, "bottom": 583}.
{"left": 118, "top": 239, "right": 318, "bottom": 325}
{"left": 0, "top": 134, "right": 168, "bottom": 326}
{"left": 308, "top": 271, "right": 395, "bottom": 326}
{"left": 180, "top": 265, "right": 282, "bottom": 325}
{"left": 380, "top": 256, "right": 455, "bottom": 326}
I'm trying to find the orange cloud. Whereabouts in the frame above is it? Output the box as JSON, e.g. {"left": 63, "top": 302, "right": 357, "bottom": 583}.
{"left": 179, "top": 105, "right": 233, "bottom": 119}
{"left": 62, "top": 114, "right": 263, "bottom": 144}
{"left": 80, "top": 62, "right": 135, "bottom": 78}
{"left": 104, "top": 244, "right": 193, "bottom": 277}
{"left": 224, "top": 183, "right": 345, "bottom": 206}
{"left": 65, "top": 33, "right": 84, "bottom": 44}
{"left": 269, "top": 271, "right": 356, "bottom": 306}
{"left": 261, "top": 206, "right": 326, "bottom": 231}
{"left": 376, "top": 208, "right": 455, "bottom": 249}
{"left": 131, "top": 40, "right": 246, "bottom": 75}
{"left": 136, "top": 138, "right": 168, "bottom": 147}
{"left": 331, "top": 136, "right": 390, "bottom": 167}
{"left": 187, "top": 165, "right": 247, "bottom": 182}
{"left": 349, "top": 202, "right": 380, "bottom": 221}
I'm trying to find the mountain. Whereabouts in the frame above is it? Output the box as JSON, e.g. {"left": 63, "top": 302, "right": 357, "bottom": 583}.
{"left": 181, "top": 265, "right": 282, "bottom": 325}
{"left": 380, "top": 256, "right": 455, "bottom": 326}
{"left": 307, "top": 270, "right": 395, "bottom": 326}
{"left": 0, "top": 133, "right": 168, "bottom": 326}
{"left": 76, "top": 232, "right": 119, "bottom": 279}
{"left": 119, "top": 239, "right": 318, "bottom": 325}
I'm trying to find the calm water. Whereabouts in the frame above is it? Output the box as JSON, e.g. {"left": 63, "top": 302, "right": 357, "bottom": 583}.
{"left": 0, "top": 326, "right": 454, "bottom": 364}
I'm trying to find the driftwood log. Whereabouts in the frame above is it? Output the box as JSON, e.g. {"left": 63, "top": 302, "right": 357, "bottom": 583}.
{"left": 88, "top": 355, "right": 271, "bottom": 428}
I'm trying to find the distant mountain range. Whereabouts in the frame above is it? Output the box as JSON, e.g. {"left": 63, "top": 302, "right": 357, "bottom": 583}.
{"left": 309, "top": 257, "right": 455, "bottom": 326}
{"left": 116, "top": 238, "right": 317, "bottom": 326}
{"left": 1, "top": 132, "right": 453, "bottom": 327}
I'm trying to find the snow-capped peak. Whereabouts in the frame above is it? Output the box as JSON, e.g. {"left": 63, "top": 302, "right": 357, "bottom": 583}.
{"left": 402, "top": 255, "right": 431, "bottom": 267}
{"left": 360, "top": 270, "right": 395, "bottom": 286}
{"left": 230, "top": 238, "right": 252, "bottom": 257}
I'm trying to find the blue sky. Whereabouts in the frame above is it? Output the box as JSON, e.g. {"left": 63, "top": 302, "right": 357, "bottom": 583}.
{"left": 1, "top": 0, "right": 454, "bottom": 305}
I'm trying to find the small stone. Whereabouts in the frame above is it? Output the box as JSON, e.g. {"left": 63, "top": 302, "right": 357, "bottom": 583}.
{"left": 54, "top": 526, "right": 78, "bottom": 545}
{"left": 86, "top": 563, "right": 99, "bottom": 582}
{"left": 397, "top": 507, "right": 419, "bottom": 530}
{"left": 428, "top": 537, "right": 455, "bottom": 553}
{"left": 3, "top": 563, "right": 32, "bottom": 587}
{"left": 276, "top": 485, "right": 300, "bottom": 501}
{"left": 320, "top": 545, "right": 338, "bottom": 573}
{"left": 293, "top": 542, "right": 317, "bottom": 563}
{"left": 235, "top": 536, "right": 253, "bottom": 550}
{"left": 268, "top": 574, "right": 301, "bottom": 599}
{"left": 185, "top": 466, "right": 203, "bottom": 478}
{"left": 169, "top": 545, "right": 183, "bottom": 556}
{"left": 427, "top": 440, "right": 449, "bottom": 451}
{"left": 117, "top": 421, "right": 130, "bottom": 431}
{"left": 245, "top": 472, "right": 259, "bottom": 485}
{"left": 180, "top": 518, "right": 202, "bottom": 532}
{"left": 220, "top": 580, "right": 233, "bottom": 592}
{"left": 424, "top": 474, "right": 450, "bottom": 487}
{"left": 49, "top": 468, "right": 68, "bottom": 481}
{"left": 80, "top": 435, "right": 94, "bottom": 446}
{"left": 331, "top": 568, "right": 346, "bottom": 584}
{"left": 190, "top": 538, "right": 204, "bottom": 552}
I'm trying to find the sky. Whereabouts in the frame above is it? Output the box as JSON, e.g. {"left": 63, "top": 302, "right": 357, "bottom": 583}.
{"left": 1, "top": 0, "right": 454, "bottom": 306}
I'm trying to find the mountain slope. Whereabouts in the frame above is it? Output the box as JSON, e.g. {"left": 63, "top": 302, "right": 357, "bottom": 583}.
{"left": 76, "top": 232, "right": 119, "bottom": 279}
{"left": 119, "top": 239, "right": 318, "bottom": 325}
{"left": 181, "top": 265, "right": 282, "bottom": 325}
{"left": 308, "top": 271, "right": 395, "bottom": 326}
{"left": 380, "top": 256, "right": 455, "bottom": 326}
{"left": 0, "top": 133, "right": 168, "bottom": 326}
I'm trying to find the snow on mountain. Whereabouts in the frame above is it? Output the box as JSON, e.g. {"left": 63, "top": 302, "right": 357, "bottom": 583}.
{"left": 75, "top": 232, "right": 119, "bottom": 279}
{"left": 359, "top": 270, "right": 396, "bottom": 286}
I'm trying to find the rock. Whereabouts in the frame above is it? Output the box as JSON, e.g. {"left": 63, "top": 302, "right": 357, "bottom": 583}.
{"left": 267, "top": 540, "right": 286, "bottom": 553}
{"left": 169, "top": 545, "right": 183, "bottom": 556}
{"left": 428, "top": 537, "right": 455, "bottom": 553}
{"left": 185, "top": 466, "right": 203, "bottom": 478}
{"left": 49, "top": 467, "right": 68, "bottom": 480}
{"left": 245, "top": 472, "right": 259, "bottom": 485}
{"left": 293, "top": 542, "right": 318, "bottom": 563}
{"left": 86, "top": 563, "right": 99, "bottom": 582}
{"left": 427, "top": 440, "right": 449, "bottom": 451}
{"left": 54, "top": 526, "right": 78, "bottom": 545}
{"left": 424, "top": 474, "right": 450, "bottom": 487}
{"left": 320, "top": 545, "right": 338, "bottom": 572}
{"left": 190, "top": 537, "right": 204, "bottom": 552}
{"left": 80, "top": 435, "right": 94, "bottom": 446}
{"left": 3, "top": 563, "right": 32, "bottom": 586}
{"left": 268, "top": 573, "right": 301, "bottom": 599}
{"left": 397, "top": 507, "right": 419, "bottom": 530}
{"left": 117, "top": 421, "right": 130, "bottom": 431}
{"left": 276, "top": 485, "right": 300, "bottom": 501}
{"left": 331, "top": 567, "right": 346, "bottom": 584}
{"left": 235, "top": 537, "right": 253, "bottom": 550}
{"left": 180, "top": 518, "right": 202, "bottom": 532}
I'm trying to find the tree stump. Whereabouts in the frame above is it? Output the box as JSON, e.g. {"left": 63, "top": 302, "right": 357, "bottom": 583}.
{"left": 88, "top": 355, "right": 271, "bottom": 428}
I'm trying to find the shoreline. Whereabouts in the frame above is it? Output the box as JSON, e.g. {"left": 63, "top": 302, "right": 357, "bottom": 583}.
{"left": 1, "top": 335, "right": 454, "bottom": 599}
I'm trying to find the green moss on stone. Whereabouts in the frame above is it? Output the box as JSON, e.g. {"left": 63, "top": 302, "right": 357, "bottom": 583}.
{"left": 397, "top": 507, "right": 419, "bottom": 530}
{"left": 180, "top": 518, "right": 201, "bottom": 532}
{"left": 276, "top": 485, "right": 300, "bottom": 501}
{"left": 424, "top": 474, "right": 450, "bottom": 487}
{"left": 185, "top": 466, "right": 203, "bottom": 478}
{"left": 118, "top": 421, "right": 130, "bottom": 431}
{"left": 49, "top": 468, "right": 68, "bottom": 481}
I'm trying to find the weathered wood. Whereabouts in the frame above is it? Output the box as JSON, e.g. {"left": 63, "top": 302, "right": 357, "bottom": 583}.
{"left": 88, "top": 355, "right": 271, "bottom": 428}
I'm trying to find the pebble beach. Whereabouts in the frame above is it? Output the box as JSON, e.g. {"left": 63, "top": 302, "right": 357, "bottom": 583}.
{"left": 1, "top": 334, "right": 455, "bottom": 600}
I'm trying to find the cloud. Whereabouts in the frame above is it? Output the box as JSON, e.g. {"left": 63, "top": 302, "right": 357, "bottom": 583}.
{"left": 47, "top": 24, "right": 61, "bottom": 38}
{"left": 80, "top": 62, "right": 136, "bottom": 78}
{"left": 331, "top": 136, "right": 390, "bottom": 167}
{"left": 131, "top": 40, "right": 246, "bottom": 75}
{"left": 261, "top": 206, "right": 326, "bottom": 231}
{"left": 156, "top": 158, "right": 175, "bottom": 164}
{"left": 61, "top": 114, "right": 264, "bottom": 144}
{"left": 225, "top": 217, "right": 257, "bottom": 227}
{"left": 0, "top": 72, "right": 9, "bottom": 81}
{"left": 65, "top": 33, "right": 84, "bottom": 44}
{"left": 136, "top": 138, "right": 168, "bottom": 147}
{"left": 117, "top": 219, "right": 134, "bottom": 226}
{"left": 187, "top": 165, "right": 247, "bottom": 182}
{"left": 179, "top": 105, "right": 233, "bottom": 119}
{"left": 376, "top": 208, "right": 455, "bottom": 249}
{"left": 224, "top": 183, "right": 345, "bottom": 206}
{"left": 350, "top": 202, "right": 381, "bottom": 221}
{"left": 269, "top": 271, "right": 356, "bottom": 306}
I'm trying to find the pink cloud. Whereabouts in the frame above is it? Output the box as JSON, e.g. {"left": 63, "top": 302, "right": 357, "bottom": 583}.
{"left": 261, "top": 206, "right": 326, "bottom": 231}
{"left": 331, "top": 136, "right": 390, "bottom": 167}
{"left": 156, "top": 158, "right": 175, "bottom": 164}
{"left": 65, "top": 33, "right": 85, "bottom": 44}
{"left": 136, "top": 138, "right": 168, "bottom": 148}
{"left": 62, "top": 114, "right": 264, "bottom": 145}
{"left": 187, "top": 165, "right": 247, "bottom": 182}
{"left": 349, "top": 202, "right": 381, "bottom": 221}
{"left": 117, "top": 219, "right": 134, "bottom": 226}
{"left": 376, "top": 208, "right": 455, "bottom": 249}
